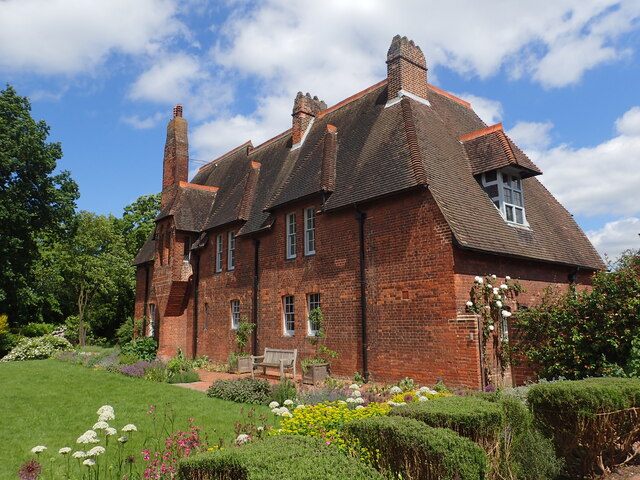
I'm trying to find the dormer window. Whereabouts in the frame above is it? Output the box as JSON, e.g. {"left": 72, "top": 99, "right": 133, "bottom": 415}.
{"left": 481, "top": 169, "right": 527, "bottom": 226}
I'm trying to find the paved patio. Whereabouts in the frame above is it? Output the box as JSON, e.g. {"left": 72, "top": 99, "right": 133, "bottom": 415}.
{"left": 174, "top": 369, "right": 306, "bottom": 392}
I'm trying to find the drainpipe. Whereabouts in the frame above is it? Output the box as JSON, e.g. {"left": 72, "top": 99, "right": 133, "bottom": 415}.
{"left": 477, "top": 314, "right": 486, "bottom": 391}
{"left": 252, "top": 238, "right": 260, "bottom": 357}
{"left": 356, "top": 209, "right": 370, "bottom": 383}
{"left": 192, "top": 250, "right": 200, "bottom": 359}
{"left": 143, "top": 264, "right": 150, "bottom": 337}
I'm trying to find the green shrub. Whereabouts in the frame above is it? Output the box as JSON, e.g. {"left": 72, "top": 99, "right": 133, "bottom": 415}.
{"left": 1, "top": 334, "right": 73, "bottom": 361}
{"left": 271, "top": 377, "right": 297, "bottom": 404}
{"left": 120, "top": 337, "right": 157, "bottom": 361}
{"left": 168, "top": 369, "right": 201, "bottom": 384}
{"left": 118, "top": 353, "right": 142, "bottom": 365}
{"left": 144, "top": 363, "right": 170, "bottom": 382}
{"left": 115, "top": 317, "right": 135, "bottom": 345}
{"left": 343, "top": 416, "right": 488, "bottom": 480}
{"left": 528, "top": 377, "right": 640, "bottom": 477}
{"left": 178, "top": 435, "right": 385, "bottom": 480}
{"left": 21, "top": 322, "right": 55, "bottom": 337}
{"left": 390, "top": 396, "right": 504, "bottom": 449}
{"left": 207, "top": 378, "right": 271, "bottom": 405}
{"left": 167, "top": 347, "right": 192, "bottom": 374}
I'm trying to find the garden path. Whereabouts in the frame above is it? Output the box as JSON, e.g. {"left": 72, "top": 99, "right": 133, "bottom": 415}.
{"left": 174, "top": 369, "right": 305, "bottom": 392}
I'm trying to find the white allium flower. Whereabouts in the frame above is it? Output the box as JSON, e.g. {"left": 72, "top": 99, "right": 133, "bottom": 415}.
{"left": 491, "top": 274, "right": 497, "bottom": 279}
{"left": 419, "top": 396, "right": 429, "bottom": 402}
{"left": 474, "top": 276, "right": 483, "bottom": 284}
{"left": 269, "top": 401, "right": 279, "bottom": 409}
{"left": 257, "top": 426, "right": 264, "bottom": 431}
{"left": 338, "top": 400, "right": 347, "bottom": 405}
{"left": 355, "top": 397, "right": 365, "bottom": 404}
{"left": 346, "top": 397, "right": 356, "bottom": 403}
{"left": 500, "top": 284, "right": 508, "bottom": 290}
{"left": 486, "top": 284, "right": 492, "bottom": 289}
{"left": 492, "top": 288, "right": 499, "bottom": 295}
{"left": 93, "top": 421, "right": 109, "bottom": 430}
{"left": 349, "top": 384, "right": 360, "bottom": 390}
{"left": 389, "top": 386, "right": 402, "bottom": 394}
{"left": 117, "top": 436, "right": 128, "bottom": 444}
{"left": 275, "top": 407, "right": 291, "bottom": 417}
{"left": 72, "top": 451, "right": 86, "bottom": 459}
{"left": 83, "top": 458, "right": 96, "bottom": 467}
{"left": 87, "top": 446, "right": 105, "bottom": 457}
{"left": 495, "top": 295, "right": 501, "bottom": 300}
{"left": 121, "top": 424, "right": 137, "bottom": 432}
{"left": 235, "top": 434, "right": 250, "bottom": 445}
{"left": 77, "top": 430, "right": 99, "bottom": 444}
{"left": 97, "top": 405, "right": 115, "bottom": 421}
{"left": 501, "top": 310, "right": 512, "bottom": 318}
{"left": 59, "top": 447, "right": 72, "bottom": 455}
{"left": 495, "top": 301, "right": 503, "bottom": 308}
{"left": 351, "top": 390, "right": 362, "bottom": 397}
{"left": 489, "top": 325, "right": 495, "bottom": 331}
{"left": 355, "top": 405, "right": 365, "bottom": 410}
{"left": 283, "top": 399, "right": 294, "bottom": 406}
{"left": 466, "top": 301, "right": 473, "bottom": 307}
{"left": 105, "top": 427, "right": 117, "bottom": 436}
{"left": 295, "top": 404, "right": 305, "bottom": 410}
{"left": 271, "top": 408, "right": 279, "bottom": 414}
{"left": 31, "top": 445, "right": 47, "bottom": 454}
{"left": 505, "top": 276, "right": 511, "bottom": 281}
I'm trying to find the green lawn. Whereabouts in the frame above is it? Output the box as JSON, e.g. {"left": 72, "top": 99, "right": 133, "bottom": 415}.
{"left": 0, "top": 359, "right": 272, "bottom": 479}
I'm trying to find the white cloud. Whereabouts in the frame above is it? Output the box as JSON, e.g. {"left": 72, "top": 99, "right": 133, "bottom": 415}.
{"left": 454, "top": 93, "right": 503, "bottom": 126}
{"left": 615, "top": 106, "right": 640, "bottom": 136}
{"left": 129, "top": 54, "right": 205, "bottom": 103}
{"left": 587, "top": 217, "right": 640, "bottom": 260}
{"left": 527, "top": 106, "right": 640, "bottom": 217}
{"left": 0, "top": 0, "right": 183, "bottom": 74}
{"left": 121, "top": 112, "right": 166, "bottom": 130}
{"left": 507, "top": 121, "right": 553, "bottom": 155}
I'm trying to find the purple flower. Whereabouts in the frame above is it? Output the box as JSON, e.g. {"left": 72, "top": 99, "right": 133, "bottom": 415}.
{"left": 18, "top": 459, "right": 42, "bottom": 480}
{"left": 119, "top": 361, "right": 162, "bottom": 377}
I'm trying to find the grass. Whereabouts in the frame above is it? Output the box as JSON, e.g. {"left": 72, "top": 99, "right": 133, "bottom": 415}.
{"left": 0, "top": 359, "right": 273, "bottom": 479}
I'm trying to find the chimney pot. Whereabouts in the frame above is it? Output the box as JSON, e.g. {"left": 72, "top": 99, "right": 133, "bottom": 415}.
{"left": 291, "top": 92, "right": 326, "bottom": 146}
{"left": 173, "top": 104, "right": 183, "bottom": 118}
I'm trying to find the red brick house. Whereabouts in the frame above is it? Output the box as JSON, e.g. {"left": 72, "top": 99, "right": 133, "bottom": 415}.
{"left": 133, "top": 35, "right": 604, "bottom": 389}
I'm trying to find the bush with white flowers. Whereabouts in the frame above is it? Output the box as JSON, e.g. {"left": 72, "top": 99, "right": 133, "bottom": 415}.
{"left": 1, "top": 334, "right": 72, "bottom": 362}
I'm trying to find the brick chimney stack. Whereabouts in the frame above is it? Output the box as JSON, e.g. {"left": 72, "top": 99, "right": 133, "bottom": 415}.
{"left": 292, "top": 92, "right": 327, "bottom": 145}
{"left": 162, "top": 105, "right": 189, "bottom": 207}
{"left": 386, "top": 35, "right": 428, "bottom": 103}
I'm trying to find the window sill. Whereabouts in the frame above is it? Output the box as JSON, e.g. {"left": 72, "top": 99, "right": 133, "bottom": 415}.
{"left": 505, "top": 221, "right": 531, "bottom": 231}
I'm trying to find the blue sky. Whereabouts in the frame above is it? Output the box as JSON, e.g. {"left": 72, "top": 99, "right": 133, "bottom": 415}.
{"left": 1, "top": 0, "right": 639, "bottom": 261}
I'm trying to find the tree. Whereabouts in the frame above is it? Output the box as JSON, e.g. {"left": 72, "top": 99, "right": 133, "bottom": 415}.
{"left": 114, "top": 193, "right": 160, "bottom": 257}
{"left": 513, "top": 249, "right": 640, "bottom": 379}
{"left": 50, "top": 212, "right": 132, "bottom": 345}
{"left": 0, "top": 85, "right": 78, "bottom": 325}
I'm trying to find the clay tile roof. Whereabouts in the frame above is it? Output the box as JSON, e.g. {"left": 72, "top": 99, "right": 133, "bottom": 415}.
{"left": 132, "top": 230, "right": 155, "bottom": 265}
{"left": 156, "top": 183, "right": 217, "bottom": 232}
{"left": 462, "top": 124, "right": 542, "bottom": 178}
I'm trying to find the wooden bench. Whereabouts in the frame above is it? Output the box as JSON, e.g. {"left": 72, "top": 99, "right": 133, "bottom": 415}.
{"left": 251, "top": 348, "right": 297, "bottom": 379}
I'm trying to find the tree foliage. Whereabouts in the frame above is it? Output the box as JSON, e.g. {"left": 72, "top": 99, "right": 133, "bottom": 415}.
{"left": 113, "top": 192, "right": 160, "bottom": 257}
{"left": 513, "top": 250, "right": 640, "bottom": 379}
{"left": 0, "top": 85, "right": 78, "bottom": 325}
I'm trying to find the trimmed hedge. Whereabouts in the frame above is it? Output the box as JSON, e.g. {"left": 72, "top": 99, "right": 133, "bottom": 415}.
{"left": 178, "top": 435, "right": 385, "bottom": 480}
{"left": 343, "top": 416, "right": 488, "bottom": 480}
{"left": 390, "top": 396, "right": 504, "bottom": 451}
{"left": 528, "top": 377, "right": 640, "bottom": 477}
{"left": 207, "top": 378, "right": 271, "bottom": 405}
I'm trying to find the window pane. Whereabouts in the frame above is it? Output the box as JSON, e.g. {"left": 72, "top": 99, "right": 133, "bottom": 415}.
{"left": 304, "top": 208, "right": 315, "bottom": 255}
{"left": 505, "top": 205, "right": 514, "bottom": 222}
{"left": 502, "top": 173, "right": 510, "bottom": 185}
{"left": 216, "top": 235, "right": 223, "bottom": 272}
{"left": 228, "top": 232, "right": 235, "bottom": 270}
{"left": 515, "top": 208, "right": 524, "bottom": 224}
{"left": 284, "top": 296, "right": 295, "bottom": 334}
{"left": 504, "top": 188, "right": 513, "bottom": 203}
{"left": 307, "top": 293, "right": 321, "bottom": 334}
{"left": 485, "top": 170, "right": 497, "bottom": 183}
{"left": 231, "top": 300, "right": 240, "bottom": 329}
{"left": 513, "top": 177, "right": 521, "bottom": 189}
{"left": 286, "top": 213, "right": 296, "bottom": 259}
{"left": 513, "top": 191, "right": 522, "bottom": 207}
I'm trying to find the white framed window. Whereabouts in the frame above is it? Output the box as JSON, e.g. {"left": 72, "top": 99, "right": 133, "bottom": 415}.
{"left": 204, "top": 303, "right": 209, "bottom": 331}
{"left": 307, "top": 293, "right": 321, "bottom": 336}
{"left": 148, "top": 303, "right": 156, "bottom": 338}
{"left": 283, "top": 295, "right": 295, "bottom": 335}
{"left": 304, "top": 207, "right": 316, "bottom": 255}
{"left": 231, "top": 300, "right": 240, "bottom": 329}
{"left": 286, "top": 212, "right": 297, "bottom": 259}
{"left": 227, "top": 231, "right": 235, "bottom": 270}
{"left": 481, "top": 170, "right": 528, "bottom": 226}
{"left": 215, "top": 234, "right": 223, "bottom": 272}
{"left": 183, "top": 236, "right": 191, "bottom": 263}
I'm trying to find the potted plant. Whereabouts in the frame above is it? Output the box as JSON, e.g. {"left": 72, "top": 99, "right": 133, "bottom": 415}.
{"left": 302, "top": 308, "right": 338, "bottom": 384}
{"left": 229, "top": 317, "right": 255, "bottom": 374}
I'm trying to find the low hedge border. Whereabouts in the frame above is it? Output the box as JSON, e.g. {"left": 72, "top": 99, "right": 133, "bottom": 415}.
{"left": 528, "top": 377, "right": 640, "bottom": 477}
{"left": 177, "top": 435, "right": 385, "bottom": 480}
{"left": 343, "top": 416, "right": 488, "bottom": 480}
{"left": 206, "top": 378, "right": 271, "bottom": 405}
